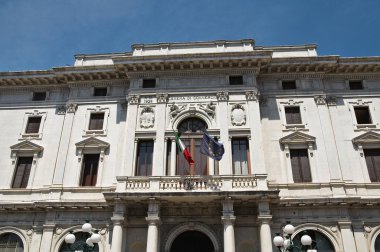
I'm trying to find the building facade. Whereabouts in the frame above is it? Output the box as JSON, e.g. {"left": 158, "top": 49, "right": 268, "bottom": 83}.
{"left": 0, "top": 39, "right": 380, "bottom": 252}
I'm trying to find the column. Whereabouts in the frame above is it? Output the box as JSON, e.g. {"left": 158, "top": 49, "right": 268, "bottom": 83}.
{"left": 170, "top": 139, "right": 177, "bottom": 176}
{"left": 146, "top": 198, "right": 160, "bottom": 252}
{"left": 257, "top": 202, "right": 273, "bottom": 252}
{"left": 339, "top": 221, "right": 357, "bottom": 252}
{"left": 39, "top": 224, "right": 55, "bottom": 252}
{"left": 111, "top": 204, "right": 126, "bottom": 252}
{"left": 52, "top": 103, "right": 77, "bottom": 185}
{"left": 217, "top": 91, "right": 231, "bottom": 175}
{"left": 221, "top": 197, "right": 236, "bottom": 252}
{"left": 153, "top": 93, "right": 168, "bottom": 176}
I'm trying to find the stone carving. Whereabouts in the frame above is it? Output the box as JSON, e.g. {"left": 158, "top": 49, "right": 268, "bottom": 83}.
{"left": 66, "top": 103, "right": 78, "bottom": 113}
{"left": 169, "top": 103, "right": 186, "bottom": 119}
{"left": 156, "top": 93, "right": 168, "bottom": 103}
{"left": 199, "top": 102, "right": 216, "bottom": 118}
{"left": 140, "top": 107, "right": 155, "bottom": 128}
{"left": 128, "top": 94, "right": 140, "bottom": 105}
{"left": 314, "top": 95, "right": 326, "bottom": 105}
{"left": 245, "top": 90, "right": 259, "bottom": 101}
{"left": 231, "top": 104, "right": 246, "bottom": 126}
{"left": 326, "top": 96, "right": 337, "bottom": 106}
{"left": 216, "top": 91, "right": 228, "bottom": 101}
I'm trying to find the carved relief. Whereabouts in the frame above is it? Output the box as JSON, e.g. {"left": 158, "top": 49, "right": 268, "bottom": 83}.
{"left": 66, "top": 103, "right": 78, "bottom": 113}
{"left": 231, "top": 104, "right": 246, "bottom": 126}
{"left": 326, "top": 96, "right": 337, "bottom": 106}
{"left": 245, "top": 90, "right": 259, "bottom": 101}
{"left": 140, "top": 107, "right": 155, "bottom": 128}
{"left": 128, "top": 94, "right": 140, "bottom": 105}
{"left": 314, "top": 95, "right": 326, "bottom": 105}
{"left": 216, "top": 91, "right": 228, "bottom": 101}
{"left": 199, "top": 102, "right": 216, "bottom": 118}
{"left": 156, "top": 93, "right": 168, "bottom": 103}
{"left": 169, "top": 103, "right": 186, "bottom": 120}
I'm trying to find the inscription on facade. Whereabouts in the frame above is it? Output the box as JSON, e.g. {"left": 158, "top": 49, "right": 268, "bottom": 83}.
{"left": 169, "top": 95, "right": 216, "bottom": 102}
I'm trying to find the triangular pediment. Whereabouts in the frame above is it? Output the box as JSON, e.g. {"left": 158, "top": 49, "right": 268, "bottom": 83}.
{"left": 76, "top": 137, "right": 109, "bottom": 149}
{"left": 279, "top": 131, "right": 316, "bottom": 145}
{"left": 352, "top": 131, "right": 380, "bottom": 145}
{"left": 10, "top": 140, "right": 43, "bottom": 152}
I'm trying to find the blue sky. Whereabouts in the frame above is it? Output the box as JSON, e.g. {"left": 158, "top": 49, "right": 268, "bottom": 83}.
{"left": 0, "top": 0, "right": 379, "bottom": 71}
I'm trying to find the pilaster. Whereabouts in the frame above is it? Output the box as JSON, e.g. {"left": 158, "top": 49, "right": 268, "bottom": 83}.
{"left": 153, "top": 93, "right": 168, "bottom": 176}
{"left": 221, "top": 197, "right": 236, "bottom": 252}
{"left": 111, "top": 203, "right": 126, "bottom": 252}
{"left": 217, "top": 91, "right": 231, "bottom": 175}
{"left": 39, "top": 224, "right": 55, "bottom": 252}
{"left": 146, "top": 198, "right": 160, "bottom": 252}
{"left": 338, "top": 221, "right": 357, "bottom": 252}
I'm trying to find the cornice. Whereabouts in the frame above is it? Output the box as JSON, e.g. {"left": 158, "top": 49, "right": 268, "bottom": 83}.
{"left": 126, "top": 68, "right": 259, "bottom": 78}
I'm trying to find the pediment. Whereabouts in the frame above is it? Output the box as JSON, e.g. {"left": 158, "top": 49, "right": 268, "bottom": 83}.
{"left": 10, "top": 140, "right": 43, "bottom": 152}
{"left": 352, "top": 131, "right": 380, "bottom": 145}
{"left": 76, "top": 137, "right": 110, "bottom": 150}
{"left": 279, "top": 131, "right": 316, "bottom": 145}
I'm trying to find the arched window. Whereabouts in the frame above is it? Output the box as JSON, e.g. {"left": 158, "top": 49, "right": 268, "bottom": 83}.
{"left": 0, "top": 233, "right": 24, "bottom": 252}
{"left": 293, "top": 230, "right": 334, "bottom": 252}
{"left": 59, "top": 232, "right": 99, "bottom": 252}
{"left": 177, "top": 118, "right": 208, "bottom": 176}
{"left": 375, "top": 233, "right": 380, "bottom": 252}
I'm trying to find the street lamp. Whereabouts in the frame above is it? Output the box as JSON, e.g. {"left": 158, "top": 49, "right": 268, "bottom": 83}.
{"left": 273, "top": 222, "right": 313, "bottom": 252}
{"left": 64, "top": 221, "right": 101, "bottom": 252}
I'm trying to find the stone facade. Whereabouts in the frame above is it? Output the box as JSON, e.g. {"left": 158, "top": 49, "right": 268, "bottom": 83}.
{"left": 0, "top": 39, "right": 379, "bottom": 251}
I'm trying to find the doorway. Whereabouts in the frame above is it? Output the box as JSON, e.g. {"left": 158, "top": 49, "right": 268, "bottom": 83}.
{"left": 170, "top": 230, "right": 215, "bottom": 252}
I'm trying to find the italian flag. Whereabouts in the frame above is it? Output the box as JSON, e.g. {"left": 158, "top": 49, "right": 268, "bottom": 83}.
{"left": 175, "top": 133, "right": 194, "bottom": 165}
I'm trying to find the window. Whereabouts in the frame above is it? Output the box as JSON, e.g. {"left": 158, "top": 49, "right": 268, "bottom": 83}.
{"left": 0, "top": 233, "right": 24, "bottom": 252}
{"left": 290, "top": 149, "right": 312, "bottom": 182}
{"left": 229, "top": 75, "right": 243, "bottom": 85}
{"left": 25, "top": 117, "right": 42, "bottom": 134}
{"left": 231, "top": 138, "right": 250, "bottom": 175}
{"left": 89, "top": 113, "right": 104, "bottom": 130}
{"left": 32, "top": 91, "right": 46, "bottom": 101}
{"left": 349, "top": 80, "right": 363, "bottom": 90}
{"left": 94, "top": 87, "right": 107, "bottom": 96}
{"left": 136, "top": 140, "right": 154, "bottom": 176}
{"left": 282, "top": 80, "right": 296, "bottom": 90}
{"left": 285, "top": 107, "right": 302, "bottom": 124}
{"left": 364, "top": 149, "right": 380, "bottom": 182}
{"left": 354, "top": 107, "right": 372, "bottom": 124}
{"left": 60, "top": 232, "right": 98, "bottom": 252}
{"left": 293, "top": 230, "right": 334, "bottom": 252}
{"left": 143, "top": 79, "right": 156, "bottom": 88}
{"left": 80, "top": 154, "right": 99, "bottom": 186}
{"left": 12, "top": 156, "right": 33, "bottom": 188}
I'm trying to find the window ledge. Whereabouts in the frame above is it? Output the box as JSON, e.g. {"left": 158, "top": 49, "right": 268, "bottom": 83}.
{"left": 83, "top": 130, "right": 107, "bottom": 136}
{"left": 19, "top": 133, "right": 42, "bottom": 140}
{"left": 282, "top": 124, "right": 308, "bottom": 132}
{"left": 354, "top": 124, "right": 379, "bottom": 131}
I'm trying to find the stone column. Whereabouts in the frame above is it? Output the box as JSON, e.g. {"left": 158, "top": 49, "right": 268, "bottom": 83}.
{"left": 339, "top": 221, "right": 357, "bottom": 252}
{"left": 221, "top": 197, "right": 236, "bottom": 252}
{"left": 53, "top": 103, "right": 77, "bottom": 185}
{"left": 257, "top": 202, "right": 273, "bottom": 252}
{"left": 170, "top": 139, "right": 177, "bottom": 176}
{"left": 146, "top": 198, "right": 160, "bottom": 252}
{"left": 217, "top": 91, "right": 231, "bottom": 175}
{"left": 111, "top": 204, "right": 126, "bottom": 252}
{"left": 39, "top": 224, "right": 55, "bottom": 252}
{"left": 153, "top": 94, "right": 168, "bottom": 176}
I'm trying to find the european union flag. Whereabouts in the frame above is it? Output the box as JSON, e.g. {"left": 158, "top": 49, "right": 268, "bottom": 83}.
{"left": 201, "top": 132, "right": 224, "bottom": 161}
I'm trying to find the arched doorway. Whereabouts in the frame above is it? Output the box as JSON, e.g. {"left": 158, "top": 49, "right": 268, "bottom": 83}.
{"left": 293, "top": 230, "right": 335, "bottom": 252}
{"left": 59, "top": 232, "right": 99, "bottom": 252}
{"left": 170, "top": 231, "right": 215, "bottom": 252}
{"left": 177, "top": 118, "right": 208, "bottom": 176}
{"left": 0, "top": 232, "right": 24, "bottom": 252}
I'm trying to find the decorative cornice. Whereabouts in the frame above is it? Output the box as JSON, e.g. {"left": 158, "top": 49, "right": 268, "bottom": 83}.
{"left": 216, "top": 91, "right": 229, "bottom": 101}
{"left": 245, "top": 90, "right": 259, "bottom": 101}
{"left": 156, "top": 93, "right": 168, "bottom": 103}
{"left": 127, "top": 94, "right": 140, "bottom": 105}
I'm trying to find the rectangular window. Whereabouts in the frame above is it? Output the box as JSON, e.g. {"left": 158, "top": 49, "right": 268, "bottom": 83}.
{"left": 32, "top": 92, "right": 46, "bottom": 101}
{"left": 229, "top": 75, "right": 243, "bottom": 85}
{"left": 143, "top": 79, "right": 156, "bottom": 88}
{"left": 25, "top": 117, "right": 42, "bottom": 134}
{"left": 282, "top": 80, "right": 296, "bottom": 90}
{"left": 364, "top": 149, "right": 380, "bottom": 182}
{"left": 12, "top": 157, "right": 33, "bottom": 188}
{"left": 80, "top": 154, "right": 99, "bottom": 186}
{"left": 231, "top": 138, "right": 250, "bottom": 175}
{"left": 354, "top": 107, "right": 372, "bottom": 124}
{"left": 94, "top": 87, "right": 107, "bottom": 96}
{"left": 88, "top": 113, "right": 104, "bottom": 130}
{"left": 285, "top": 107, "right": 302, "bottom": 124}
{"left": 136, "top": 140, "right": 154, "bottom": 176}
{"left": 290, "top": 149, "right": 312, "bottom": 183}
{"left": 349, "top": 80, "right": 363, "bottom": 90}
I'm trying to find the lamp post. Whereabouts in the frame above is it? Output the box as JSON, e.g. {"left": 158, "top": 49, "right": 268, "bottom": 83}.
{"left": 64, "top": 221, "right": 101, "bottom": 252}
{"left": 273, "top": 222, "right": 313, "bottom": 252}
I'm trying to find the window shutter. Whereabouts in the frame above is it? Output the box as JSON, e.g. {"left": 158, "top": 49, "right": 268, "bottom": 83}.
{"left": 136, "top": 140, "right": 154, "bottom": 176}
{"left": 364, "top": 149, "right": 380, "bottom": 182}
{"left": 25, "top": 117, "right": 42, "bottom": 134}
{"left": 89, "top": 113, "right": 104, "bottom": 130}
{"left": 285, "top": 107, "right": 302, "bottom": 124}
{"left": 290, "top": 150, "right": 302, "bottom": 182}
{"left": 299, "top": 149, "right": 312, "bottom": 182}
{"left": 80, "top": 154, "right": 99, "bottom": 186}
{"left": 354, "top": 107, "right": 372, "bottom": 124}
{"left": 12, "top": 157, "right": 33, "bottom": 188}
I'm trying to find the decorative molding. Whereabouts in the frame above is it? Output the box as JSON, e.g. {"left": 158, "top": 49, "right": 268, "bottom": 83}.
{"left": 199, "top": 102, "right": 216, "bottom": 118}
{"left": 326, "top": 96, "right": 337, "bottom": 106}
{"left": 75, "top": 137, "right": 109, "bottom": 162}
{"left": 314, "top": 95, "right": 327, "bottom": 105}
{"left": 127, "top": 94, "right": 140, "bottom": 105}
{"left": 245, "top": 90, "right": 259, "bottom": 101}
{"left": 66, "top": 103, "right": 78, "bottom": 113}
{"left": 279, "top": 131, "right": 316, "bottom": 146}
{"left": 10, "top": 141, "right": 43, "bottom": 155}
{"left": 156, "top": 93, "right": 168, "bottom": 103}
{"left": 169, "top": 103, "right": 186, "bottom": 120}
{"left": 216, "top": 91, "right": 228, "bottom": 101}
{"left": 140, "top": 107, "right": 155, "bottom": 129}
{"left": 280, "top": 99, "right": 303, "bottom": 106}
{"left": 231, "top": 104, "right": 246, "bottom": 126}
{"left": 348, "top": 98, "right": 372, "bottom": 106}
{"left": 352, "top": 131, "right": 380, "bottom": 145}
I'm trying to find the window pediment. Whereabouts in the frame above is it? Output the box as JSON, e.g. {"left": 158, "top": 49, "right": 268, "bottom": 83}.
{"left": 279, "top": 131, "right": 316, "bottom": 145}
{"left": 75, "top": 137, "right": 110, "bottom": 150}
{"left": 352, "top": 131, "right": 380, "bottom": 145}
{"left": 10, "top": 140, "right": 43, "bottom": 153}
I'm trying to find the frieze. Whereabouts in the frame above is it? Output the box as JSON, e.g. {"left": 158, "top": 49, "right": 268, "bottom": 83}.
{"left": 169, "top": 103, "right": 187, "bottom": 120}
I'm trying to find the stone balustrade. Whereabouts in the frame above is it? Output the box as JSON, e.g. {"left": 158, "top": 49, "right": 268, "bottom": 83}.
{"left": 116, "top": 175, "right": 268, "bottom": 193}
